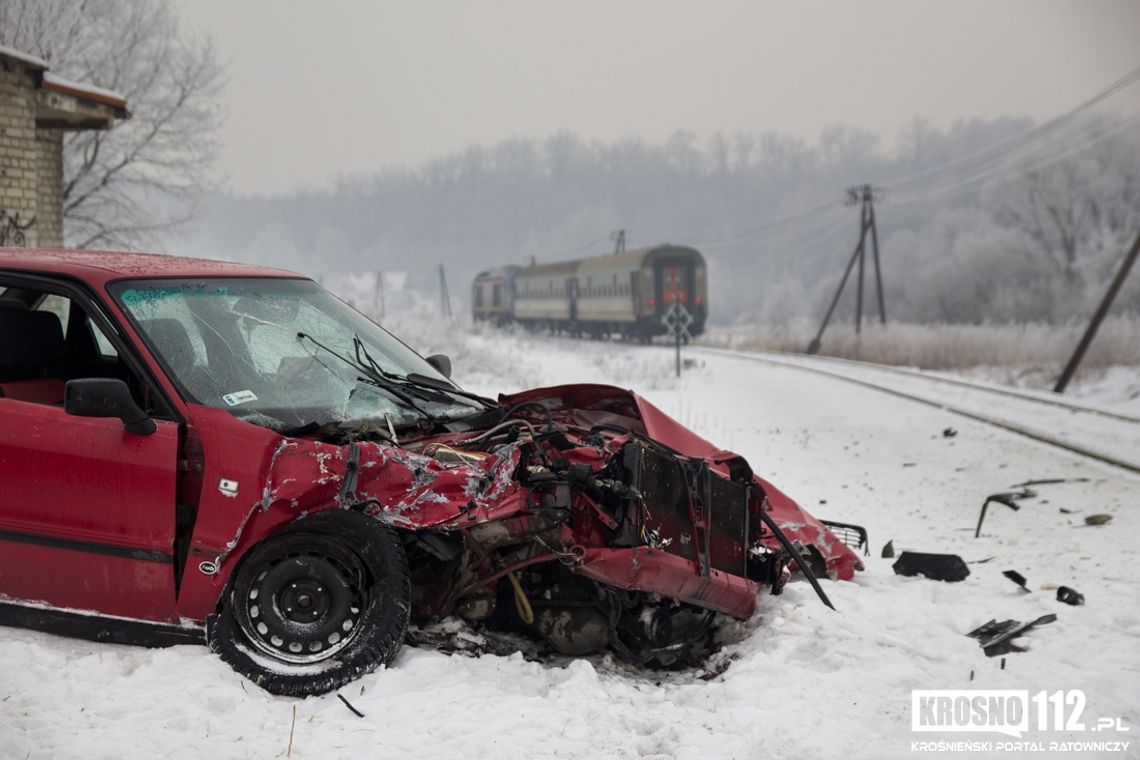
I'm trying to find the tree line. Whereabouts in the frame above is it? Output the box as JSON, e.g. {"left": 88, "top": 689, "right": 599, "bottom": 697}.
{"left": 183, "top": 115, "right": 1140, "bottom": 326}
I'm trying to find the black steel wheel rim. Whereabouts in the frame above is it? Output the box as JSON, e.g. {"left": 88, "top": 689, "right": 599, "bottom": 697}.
{"left": 237, "top": 542, "right": 368, "bottom": 664}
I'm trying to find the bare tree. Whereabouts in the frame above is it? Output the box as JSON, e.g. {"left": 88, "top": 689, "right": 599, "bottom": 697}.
{"left": 0, "top": 0, "right": 225, "bottom": 249}
{"left": 992, "top": 116, "right": 1140, "bottom": 285}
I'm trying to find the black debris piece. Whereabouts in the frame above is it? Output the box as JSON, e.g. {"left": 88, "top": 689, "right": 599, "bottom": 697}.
{"left": 881, "top": 539, "right": 895, "bottom": 558}
{"left": 1059, "top": 507, "right": 1074, "bottom": 514}
{"left": 336, "top": 693, "right": 366, "bottom": 718}
{"left": 1011, "top": 478, "right": 1089, "bottom": 488}
{"left": 893, "top": 552, "right": 970, "bottom": 582}
{"left": 975, "top": 488, "right": 1036, "bottom": 538}
{"left": 1084, "top": 514, "right": 1113, "bottom": 526}
{"left": 942, "top": 427, "right": 958, "bottom": 438}
{"left": 1056, "top": 586, "right": 1085, "bottom": 606}
{"left": 968, "top": 614, "right": 1057, "bottom": 657}
{"left": 1002, "top": 570, "right": 1031, "bottom": 593}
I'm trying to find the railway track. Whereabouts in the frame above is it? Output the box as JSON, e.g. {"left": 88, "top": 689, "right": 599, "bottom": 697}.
{"left": 689, "top": 345, "right": 1140, "bottom": 476}
{"left": 789, "top": 350, "right": 1140, "bottom": 424}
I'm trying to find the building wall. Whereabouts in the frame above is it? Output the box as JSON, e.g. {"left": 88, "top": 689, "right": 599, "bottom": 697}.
{"left": 0, "top": 57, "right": 62, "bottom": 248}
{"left": 34, "top": 129, "right": 63, "bottom": 247}
{"left": 0, "top": 58, "right": 49, "bottom": 247}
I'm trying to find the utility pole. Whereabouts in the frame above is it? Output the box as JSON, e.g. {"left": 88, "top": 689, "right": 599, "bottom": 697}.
{"left": 1054, "top": 229, "right": 1140, "bottom": 393}
{"left": 611, "top": 229, "right": 626, "bottom": 254}
{"left": 438, "top": 264, "right": 452, "bottom": 319}
{"left": 806, "top": 184, "right": 886, "bottom": 354}
{"left": 374, "top": 270, "right": 385, "bottom": 319}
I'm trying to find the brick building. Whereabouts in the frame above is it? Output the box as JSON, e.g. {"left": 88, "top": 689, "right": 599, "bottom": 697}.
{"left": 0, "top": 45, "right": 128, "bottom": 248}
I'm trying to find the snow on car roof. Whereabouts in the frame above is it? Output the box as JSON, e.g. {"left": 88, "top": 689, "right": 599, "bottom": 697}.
{"left": 0, "top": 248, "right": 303, "bottom": 283}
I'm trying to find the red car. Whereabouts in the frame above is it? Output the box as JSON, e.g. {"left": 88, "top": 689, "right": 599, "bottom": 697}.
{"left": 0, "top": 250, "right": 862, "bottom": 696}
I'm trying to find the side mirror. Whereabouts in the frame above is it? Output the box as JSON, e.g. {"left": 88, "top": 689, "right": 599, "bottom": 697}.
{"left": 425, "top": 354, "right": 452, "bottom": 379}
{"left": 65, "top": 378, "right": 156, "bottom": 436}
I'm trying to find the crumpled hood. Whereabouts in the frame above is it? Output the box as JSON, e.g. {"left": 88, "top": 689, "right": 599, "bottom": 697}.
{"left": 501, "top": 383, "right": 861, "bottom": 580}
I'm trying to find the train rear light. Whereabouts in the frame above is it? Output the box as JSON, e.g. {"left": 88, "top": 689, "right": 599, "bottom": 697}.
{"left": 695, "top": 296, "right": 702, "bottom": 305}
{"left": 648, "top": 297, "right": 656, "bottom": 306}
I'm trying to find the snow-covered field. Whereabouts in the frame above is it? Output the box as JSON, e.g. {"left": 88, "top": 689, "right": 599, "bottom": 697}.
{"left": 2, "top": 320, "right": 1138, "bottom": 760}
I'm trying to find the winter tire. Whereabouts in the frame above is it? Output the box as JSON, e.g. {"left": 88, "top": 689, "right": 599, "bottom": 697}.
{"left": 210, "top": 510, "right": 409, "bottom": 697}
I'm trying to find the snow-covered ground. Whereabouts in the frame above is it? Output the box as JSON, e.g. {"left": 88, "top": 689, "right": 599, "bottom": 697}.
{"left": 689, "top": 346, "right": 1140, "bottom": 472}
{"left": 2, "top": 321, "right": 1139, "bottom": 760}
{"left": 956, "top": 364, "right": 1140, "bottom": 417}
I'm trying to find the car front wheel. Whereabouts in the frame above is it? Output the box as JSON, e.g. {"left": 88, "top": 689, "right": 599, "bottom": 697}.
{"left": 210, "top": 510, "right": 410, "bottom": 697}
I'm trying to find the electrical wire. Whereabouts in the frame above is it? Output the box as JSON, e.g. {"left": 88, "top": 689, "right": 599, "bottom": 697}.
{"left": 674, "top": 61, "right": 1140, "bottom": 251}
{"left": 882, "top": 62, "right": 1140, "bottom": 197}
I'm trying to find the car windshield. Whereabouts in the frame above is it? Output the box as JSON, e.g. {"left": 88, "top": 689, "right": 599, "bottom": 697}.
{"left": 111, "top": 277, "right": 481, "bottom": 431}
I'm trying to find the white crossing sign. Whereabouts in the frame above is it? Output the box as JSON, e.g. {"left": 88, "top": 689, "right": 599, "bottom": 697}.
{"left": 662, "top": 302, "right": 693, "bottom": 339}
{"left": 661, "top": 302, "right": 692, "bottom": 376}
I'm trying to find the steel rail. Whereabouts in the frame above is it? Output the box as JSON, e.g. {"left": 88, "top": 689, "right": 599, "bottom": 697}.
{"left": 689, "top": 346, "right": 1140, "bottom": 477}
{"left": 695, "top": 345, "right": 1140, "bottom": 425}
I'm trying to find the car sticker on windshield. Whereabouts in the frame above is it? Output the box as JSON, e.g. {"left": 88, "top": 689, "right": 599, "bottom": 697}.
{"left": 222, "top": 390, "right": 258, "bottom": 407}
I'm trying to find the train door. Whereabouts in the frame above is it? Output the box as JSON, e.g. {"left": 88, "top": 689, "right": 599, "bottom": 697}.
{"left": 566, "top": 278, "right": 578, "bottom": 322}
{"left": 658, "top": 263, "right": 693, "bottom": 306}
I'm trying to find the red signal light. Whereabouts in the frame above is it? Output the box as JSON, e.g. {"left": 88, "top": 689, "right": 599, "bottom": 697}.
{"left": 648, "top": 297, "right": 656, "bottom": 306}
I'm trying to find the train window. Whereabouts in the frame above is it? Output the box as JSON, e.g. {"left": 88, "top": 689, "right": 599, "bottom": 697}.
{"left": 474, "top": 286, "right": 484, "bottom": 308}
{"left": 492, "top": 284, "right": 502, "bottom": 307}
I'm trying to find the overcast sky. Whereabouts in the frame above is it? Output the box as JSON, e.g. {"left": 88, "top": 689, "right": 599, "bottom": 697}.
{"left": 176, "top": 0, "right": 1140, "bottom": 195}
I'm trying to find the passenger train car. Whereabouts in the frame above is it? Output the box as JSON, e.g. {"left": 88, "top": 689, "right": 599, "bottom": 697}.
{"left": 472, "top": 244, "right": 707, "bottom": 341}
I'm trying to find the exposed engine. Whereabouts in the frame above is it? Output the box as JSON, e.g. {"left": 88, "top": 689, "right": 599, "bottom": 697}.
{"left": 396, "top": 396, "right": 805, "bottom": 666}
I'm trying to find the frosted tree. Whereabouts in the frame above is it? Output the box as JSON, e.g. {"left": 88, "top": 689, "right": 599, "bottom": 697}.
{"left": 0, "top": 0, "right": 225, "bottom": 249}
{"left": 992, "top": 116, "right": 1140, "bottom": 286}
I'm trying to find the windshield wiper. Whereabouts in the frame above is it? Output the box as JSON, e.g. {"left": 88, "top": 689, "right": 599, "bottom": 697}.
{"left": 352, "top": 336, "right": 493, "bottom": 410}
{"left": 297, "top": 332, "right": 435, "bottom": 420}
{"left": 403, "top": 372, "right": 494, "bottom": 407}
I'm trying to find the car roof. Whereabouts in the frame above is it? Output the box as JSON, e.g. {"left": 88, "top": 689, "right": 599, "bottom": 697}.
{"left": 0, "top": 248, "right": 305, "bottom": 287}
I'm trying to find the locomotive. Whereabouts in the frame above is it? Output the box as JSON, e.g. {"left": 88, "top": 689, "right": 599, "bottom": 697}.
{"left": 472, "top": 244, "right": 707, "bottom": 341}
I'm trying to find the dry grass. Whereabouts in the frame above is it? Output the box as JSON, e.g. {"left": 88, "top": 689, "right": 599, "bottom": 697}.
{"left": 704, "top": 317, "right": 1140, "bottom": 373}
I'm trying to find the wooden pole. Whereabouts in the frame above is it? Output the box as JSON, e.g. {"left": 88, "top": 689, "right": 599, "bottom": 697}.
{"left": 438, "top": 264, "right": 452, "bottom": 319}
{"left": 855, "top": 198, "right": 867, "bottom": 335}
{"left": 375, "top": 271, "right": 385, "bottom": 318}
{"left": 1054, "top": 229, "right": 1140, "bottom": 393}
{"left": 807, "top": 215, "right": 869, "bottom": 354}
{"left": 868, "top": 200, "right": 886, "bottom": 324}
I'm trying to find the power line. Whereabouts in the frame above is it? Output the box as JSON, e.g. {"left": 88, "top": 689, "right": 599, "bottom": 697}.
{"left": 681, "top": 61, "right": 1140, "bottom": 252}
{"left": 532, "top": 234, "right": 610, "bottom": 263}
{"left": 882, "top": 62, "right": 1140, "bottom": 196}
{"left": 889, "top": 112, "right": 1140, "bottom": 206}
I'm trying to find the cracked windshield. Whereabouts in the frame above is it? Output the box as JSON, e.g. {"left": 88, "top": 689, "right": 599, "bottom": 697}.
{"left": 112, "top": 277, "right": 482, "bottom": 431}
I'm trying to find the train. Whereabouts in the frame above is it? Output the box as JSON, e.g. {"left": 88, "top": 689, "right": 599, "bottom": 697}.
{"left": 472, "top": 244, "right": 707, "bottom": 341}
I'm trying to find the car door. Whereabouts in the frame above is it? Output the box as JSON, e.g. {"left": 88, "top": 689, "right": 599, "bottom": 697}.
{"left": 0, "top": 279, "right": 181, "bottom": 623}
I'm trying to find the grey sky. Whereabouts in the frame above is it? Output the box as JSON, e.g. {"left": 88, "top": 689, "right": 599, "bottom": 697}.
{"left": 177, "top": 0, "right": 1140, "bottom": 195}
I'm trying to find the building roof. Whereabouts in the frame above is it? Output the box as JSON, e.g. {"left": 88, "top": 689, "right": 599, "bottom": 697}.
{"left": 42, "top": 72, "right": 127, "bottom": 112}
{"left": 0, "top": 44, "right": 129, "bottom": 125}
{"left": 0, "top": 249, "right": 303, "bottom": 287}
{"left": 0, "top": 44, "right": 48, "bottom": 71}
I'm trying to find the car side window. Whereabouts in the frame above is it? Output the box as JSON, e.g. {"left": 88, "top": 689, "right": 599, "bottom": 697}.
{"left": 0, "top": 281, "right": 157, "bottom": 414}
{"left": 89, "top": 320, "right": 119, "bottom": 359}
{"left": 36, "top": 293, "right": 71, "bottom": 333}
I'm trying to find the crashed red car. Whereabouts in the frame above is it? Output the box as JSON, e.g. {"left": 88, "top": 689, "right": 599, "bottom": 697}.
{"left": 0, "top": 250, "right": 862, "bottom": 696}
